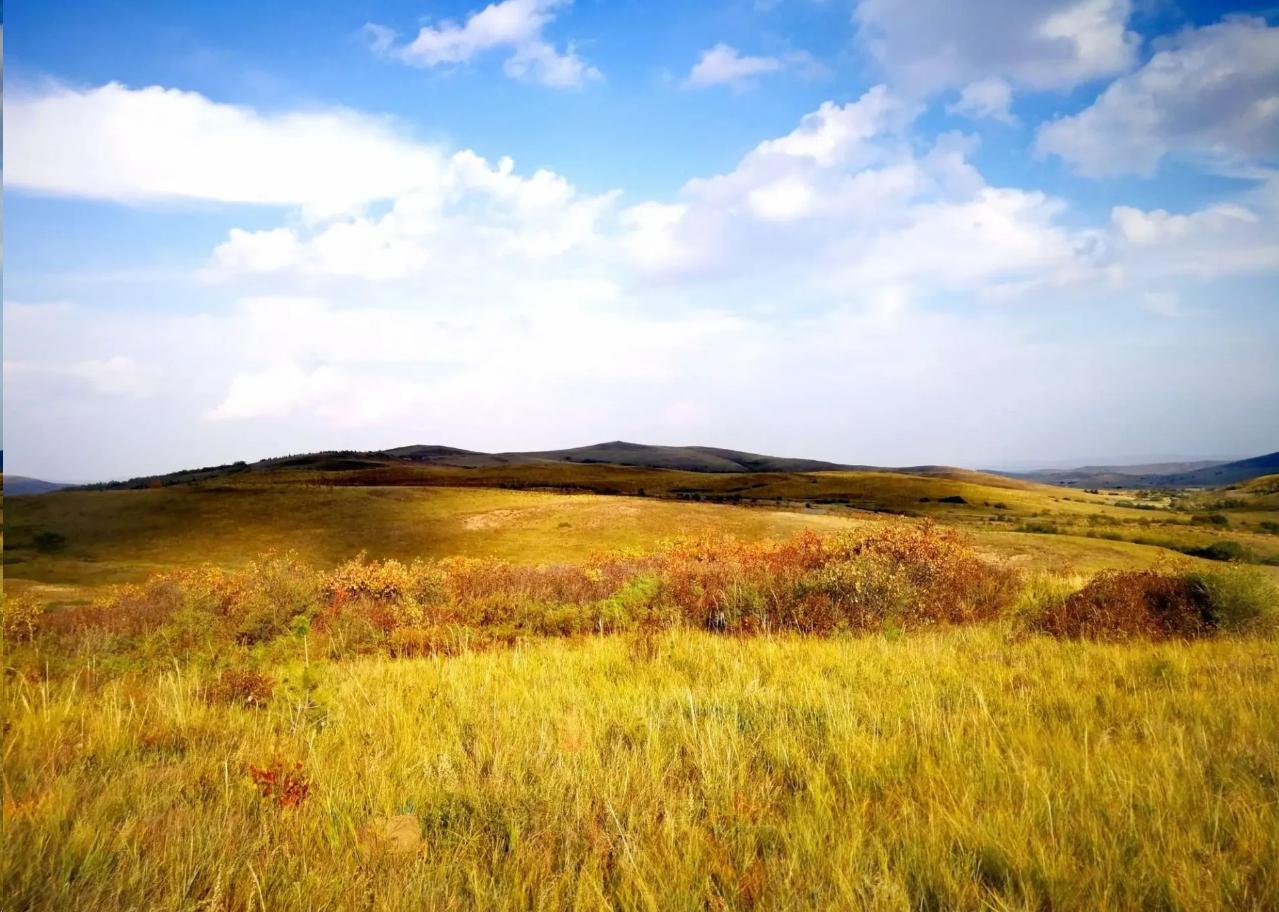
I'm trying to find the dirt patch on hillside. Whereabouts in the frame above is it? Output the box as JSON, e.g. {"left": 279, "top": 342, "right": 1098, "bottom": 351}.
{"left": 462, "top": 508, "right": 535, "bottom": 531}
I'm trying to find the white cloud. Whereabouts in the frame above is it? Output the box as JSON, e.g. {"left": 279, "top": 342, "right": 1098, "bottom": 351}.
{"left": 1109, "top": 187, "right": 1279, "bottom": 280}
{"left": 855, "top": 0, "right": 1137, "bottom": 93}
{"left": 830, "top": 187, "right": 1089, "bottom": 290}
{"left": 947, "top": 78, "right": 1017, "bottom": 125}
{"left": 212, "top": 228, "right": 307, "bottom": 274}
{"left": 8, "top": 78, "right": 1279, "bottom": 483}
{"left": 366, "top": 0, "right": 600, "bottom": 88}
{"left": 616, "top": 85, "right": 1093, "bottom": 297}
{"left": 6, "top": 82, "right": 615, "bottom": 282}
{"left": 618, "top": 202, "right": 696, "bottom": 272}
{"left": 206, "top": 150, "right": 617, "bottom": 281}
{"left": 16, "top": 77, "right": 1273, "bottom": 307}
{"left": 685, "top": 44, "right": 784, "bottom": 90}
{"left": 4, "top": 355, "right": 155, "bottom": 398}
{"left": 1037, "top": 17, "right": 1279, "bottom": 176}
{"left": 207, "top": 362, "right": 345, "bottom": 421}
{"left": 201, "top": 294, "right": 748, "bottom": 427}
{"left": 6, "top": 82, "right": 445, "bottom": 217}
{"left": 747, "top": 176, "right": 816, "bottom": 222}
{"left": 752, "top": 87, "right": 912, "bottom": 166}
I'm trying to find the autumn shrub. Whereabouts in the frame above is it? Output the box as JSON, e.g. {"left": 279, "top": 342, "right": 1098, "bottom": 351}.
{"left": 3, "top": 595, "right": 45, "bottom": 641}
{"left": 320, "top": 523, "right": 1015, "bottom": 640}
{"left": 156, "top": 552, "right": 320, "bottom": 645}
{"left": 12, "top": 523, "right": 1025, "bottom": 666}
{"left": 847, "top": 521, "right": 1019, "bottom": 626}
{"left": 38, "top": 578, "right": 183, "bottom": 640}
{"left": 323, "top": 556, "right": 446, "bottom": 631}
{"left": 788, "top": 554, "right": 919, "bottom": 632}
{"left": 207, "top": 667, "right": 274, "bottom": 708}
{"left": 247, "top": 760, "right": 310, "bottom": 808}
{"left": 649, "top": 523, "right": 1016, "bottom": 634}
{"left": 1032, "top": 571, "right": 1216, "bottom": 640}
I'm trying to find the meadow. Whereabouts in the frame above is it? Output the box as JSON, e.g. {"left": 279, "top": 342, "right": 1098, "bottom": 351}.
{"left": 5, "top": 470, "right": 1279, "bottom": 910}
{"left": 6, "top": 630, "right": 1279, "bottom": 911}
{"left": 7, "top": 466, "right": 1278, "bottom": 601}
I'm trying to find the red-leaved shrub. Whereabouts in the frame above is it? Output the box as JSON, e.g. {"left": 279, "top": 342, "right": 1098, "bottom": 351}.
{"left": 1033, "top": 570, "right": 1215, "bottom": 640}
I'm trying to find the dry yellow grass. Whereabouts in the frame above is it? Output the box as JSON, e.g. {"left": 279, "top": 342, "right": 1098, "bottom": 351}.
{"left": 5, "top": 629, "right": 1277, "bottom": 910}
{"left": 10, "top": 474, "right": 1277, "bottom": 609}
{"left": 3, "top": 485, "right": 861, "bottom": 588}
{"left": 6, "top": 479, "right": 1278, "bottom": 910}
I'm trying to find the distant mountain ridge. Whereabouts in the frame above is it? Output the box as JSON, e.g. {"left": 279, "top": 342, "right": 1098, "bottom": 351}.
{"left": 4, "top": 475, "right": 73, "bottom": 495}
{"left": 15, "top": 442, "right": 1278, "bottom": 493}
{"left": 51, "top": 441, "right": 971, "bottom": 492}
{"left": 387, "top": 440, "right": 861, "bottom": 474}
{"left": 990, "top": 452, "right": 1279, "bottom": 488}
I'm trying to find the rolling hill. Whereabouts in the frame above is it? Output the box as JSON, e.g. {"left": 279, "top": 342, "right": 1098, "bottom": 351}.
{"left": 992, "top": 452, "right": 1279, "bottom": 489}
{"left": 1160, "top": 452, "right": 1279, "bottom": 486}
{"left": 3, "top": 475, "right": 72, "bottom": 495}
{"left": 387, "top": 440, "right": 860, "bottom": 473}
{"left": 64, "top": 441, "right": 953, "bottom": 490}
{"left": 27, "top": 442, "right": 1279, "bottom": 496}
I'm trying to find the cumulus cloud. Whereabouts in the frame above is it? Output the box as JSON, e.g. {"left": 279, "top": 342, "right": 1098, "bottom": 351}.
{"left": 830, "top": 188, "right": 1088, "bottom": 289}
{"left": 1109, "top": 186, "right": 1279, "bottom": 280}
{"left": 8, "top": 77, "right": 1279, "bottom": 480}
{"left": 14, "top": 77, "right": 1274, "bottom": 305}
{"left": 365, "top": 0, "right": 600, "bottom": 88}
{"left": 1037, "top": 17, "right": 1279, "bottom": 176}
{"left": 684, "top": 44, "right": 820, "bottom": 90}
{"left": 855, "top": 0, "right": 1137, "bottom": 93}
{"left": 5, "top": 81, "right": 616, "bottom": 282}
{"left": 616, "top": 85, "right": 1095, "bottom": 297}
{"left": 6, "top": 82, "right": 444, "bottom": 216}
{"left": 947, "top": 78, "right": 1016, "bottom": 125}
{"left": 206, "top": 150, "right": 618, "bottom": 281}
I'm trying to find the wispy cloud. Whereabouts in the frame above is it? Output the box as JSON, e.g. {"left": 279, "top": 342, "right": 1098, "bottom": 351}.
{"left": 684, "top": 43, "right": 824, "bottom": 90}
{"left": 946, "top": 78, "right": 1017, "bottom": 125}
{"left": 365, "top": 0, "right": 600, "bottom": 88}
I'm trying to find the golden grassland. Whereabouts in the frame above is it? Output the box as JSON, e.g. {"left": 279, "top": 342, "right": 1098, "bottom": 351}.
{"left": 5, "top": 472, "right": 1279, "bottom": 910}
{"left": 7, "top": 468, "right": 1279, "bottom": 601}
{"left": 5, "top": 629, "right": 1278, "bottom": 911}
{"left": 3, "top": 484, "right": 862, "bottom": 591}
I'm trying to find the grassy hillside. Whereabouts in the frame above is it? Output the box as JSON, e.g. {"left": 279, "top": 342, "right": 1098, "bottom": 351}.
{"left": 1162, "top": 452, "right": 1279, "bottom": 487}
{"left": 8, "top": 465, "right": 1279, "bottom": 602}
{"left": 2, "top": 484, "right": 860, "bottom": 590}
{"left": 6, "top": 470, "right": 1279, "bottom": 911}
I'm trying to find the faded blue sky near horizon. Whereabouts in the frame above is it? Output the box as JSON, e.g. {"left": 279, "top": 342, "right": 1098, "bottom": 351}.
{"left": 4, "top": 0, "right": 1279, "bottom": 480}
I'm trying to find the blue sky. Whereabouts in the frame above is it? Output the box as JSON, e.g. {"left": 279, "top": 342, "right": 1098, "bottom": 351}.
{"left": 4, "top": 0, "right": 1279, "bottom": 480}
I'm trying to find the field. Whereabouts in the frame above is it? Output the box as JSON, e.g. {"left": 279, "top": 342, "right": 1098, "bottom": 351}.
{"left": 6, "top": 631, "right": 1278, "bottom": 911}
{"left": 8, "top": 466, "right": 1279, "bottom": 599}
{"left": 5, "top": 466, "right": 1279, "bottom": 910}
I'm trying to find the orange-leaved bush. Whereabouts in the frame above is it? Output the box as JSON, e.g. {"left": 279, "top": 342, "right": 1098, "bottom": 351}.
{"left": 15, "top": 523, "right": 1020, "bottom": 664}
{"left": 1032, "top": 570, "right": 1215, "bottom": 640}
